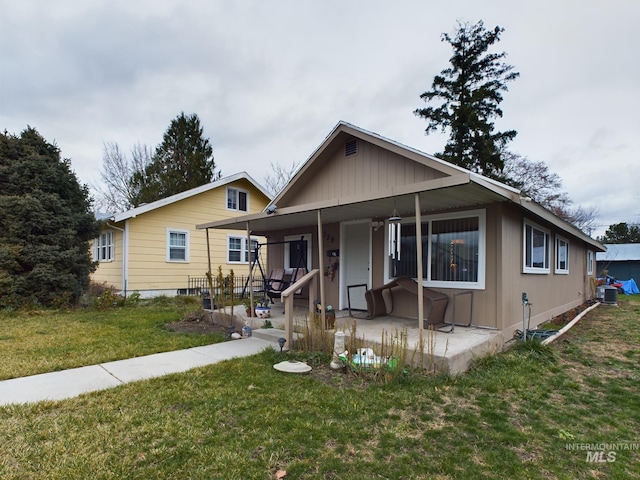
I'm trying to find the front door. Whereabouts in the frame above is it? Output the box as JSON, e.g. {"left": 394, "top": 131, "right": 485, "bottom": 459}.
{"left": 341, "top": 221, "right": 371, "bottom": 311}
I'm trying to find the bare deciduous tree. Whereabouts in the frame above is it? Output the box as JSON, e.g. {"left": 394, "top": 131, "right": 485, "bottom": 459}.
{"left": 92, "top": 142, "right": 152, "bottom": 213}
{"left": 263, "top": 161, "right": 300, "bottom": 197}
{"left": 503, "top": 152, "right": 598, "bottom": 234}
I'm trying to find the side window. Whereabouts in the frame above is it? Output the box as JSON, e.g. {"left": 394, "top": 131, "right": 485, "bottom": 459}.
{"left": 555, "top": 236, "right": 570, "bottom": 274}
{"left": 228, "top": 236, "right": 258, "bottom": 264}
{"left": 523, "top": 221, "right": 550, "bottom": 274}
{"left": 167, "top": 229, "right": 189, "bottom": 262}
{"left": 587, "top": 251, "right": 594, "bottom": 275}
{"left": 94, "top": 230, "right": 114, "bottom": 262}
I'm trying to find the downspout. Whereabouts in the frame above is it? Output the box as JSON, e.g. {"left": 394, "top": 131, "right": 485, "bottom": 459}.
{"left": 414, "top": 194, "right": 424, "bottom": 332}
{"left": 107, "top": 221, "right": 127, "bottom": 298}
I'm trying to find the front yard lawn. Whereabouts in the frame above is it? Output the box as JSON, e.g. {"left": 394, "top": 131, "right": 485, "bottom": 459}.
{"left": 0, "top": 296, "right": 638, "bottom": 479}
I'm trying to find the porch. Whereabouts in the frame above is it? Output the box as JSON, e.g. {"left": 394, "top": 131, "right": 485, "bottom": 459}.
{"left": 233, "top": 300, "right": 504, "bottom": 375}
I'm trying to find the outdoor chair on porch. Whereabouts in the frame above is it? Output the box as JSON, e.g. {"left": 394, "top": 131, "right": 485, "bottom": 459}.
{"left": 364, "top": 276, "right": 449, "bottom": 325}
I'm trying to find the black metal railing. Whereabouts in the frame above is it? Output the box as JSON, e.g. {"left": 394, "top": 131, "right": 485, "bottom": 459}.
{"left": 186, "top": 275, "right": 265, "bottom": 299}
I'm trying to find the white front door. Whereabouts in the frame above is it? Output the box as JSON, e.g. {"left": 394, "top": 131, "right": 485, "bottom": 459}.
{"left": 340, "top": 221, "right": 371, "bottom": 311}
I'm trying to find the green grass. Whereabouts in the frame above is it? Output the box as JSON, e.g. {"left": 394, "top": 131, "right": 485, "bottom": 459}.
{"left": 0, "top": 297, "right": 227, "bottom": 380}
{"left": 1, "top": 296, "right": 639, "bottom": 479}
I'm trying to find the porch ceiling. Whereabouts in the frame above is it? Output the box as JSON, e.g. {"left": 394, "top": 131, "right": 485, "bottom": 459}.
{"left": 197, "top": 182, "right": 508, "bottom": 234}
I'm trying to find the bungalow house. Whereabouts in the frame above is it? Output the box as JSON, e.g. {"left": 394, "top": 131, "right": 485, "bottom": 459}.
{"left": 91, "top": 172, "right": 271, "bottom": 298}
{"left": 197, "top": 122, "right": 605, "bottom": 355}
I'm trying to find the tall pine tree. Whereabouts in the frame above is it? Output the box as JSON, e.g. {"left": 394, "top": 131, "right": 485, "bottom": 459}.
{"left": 0, "top": 128, "right": 100, "bottom": 307}
{"left": 415, "top": 20, "right": 519, "bottom": 178}
{"left": 130, "top": 112, "right": 220, "bottom": 206}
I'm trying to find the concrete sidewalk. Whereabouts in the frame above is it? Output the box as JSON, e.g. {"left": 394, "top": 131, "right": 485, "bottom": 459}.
{"left": 0, "top": 335, "right": 280, "bottom": 407}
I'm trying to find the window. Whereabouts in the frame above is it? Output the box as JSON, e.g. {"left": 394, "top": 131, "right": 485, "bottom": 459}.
{"left": 284, "top": 234, "right": 312, "bottom": 271}
{"left": 387, "top": 210, "right": 485, "bottom": 289}
{"left": 587, "top": 250, "right": 594, "bottom": 275}
{"left": 94, "top": 230, "right": 114, "bottom": 262}
{"left": 555, "top": 236, "right": 570, "bottom": 274}
{"left": 227, "top": 236, "right": 258, "bottom": 264}
{"left": 227, "top": 187, "right": 248, "bottom": 212}
{"left": 523, "top": 221, "right": 550, "bottom": 273}
{"left": 167, "top": 229, "right": 189, "bottom": 262}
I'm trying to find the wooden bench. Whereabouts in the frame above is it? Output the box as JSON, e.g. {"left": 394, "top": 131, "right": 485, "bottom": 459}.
{"left": 364, "top": 276, "right": 449, "bottom": 325}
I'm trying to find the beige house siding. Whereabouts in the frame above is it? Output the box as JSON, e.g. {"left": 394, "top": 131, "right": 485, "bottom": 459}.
{"left": 281, "top": 139, "right": 447, "bottom": 207}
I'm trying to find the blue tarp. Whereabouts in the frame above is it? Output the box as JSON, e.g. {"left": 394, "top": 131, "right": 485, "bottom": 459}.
{"left": 619, "top": 278, "right": 639, "bottom": 295}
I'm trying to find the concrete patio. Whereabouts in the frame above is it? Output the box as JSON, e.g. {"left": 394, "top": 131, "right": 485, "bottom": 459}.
{"left": 228, "top": 300, "right": 504, "bottom": 375}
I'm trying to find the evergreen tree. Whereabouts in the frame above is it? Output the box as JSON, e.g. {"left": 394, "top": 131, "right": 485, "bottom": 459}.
{"left": 415, "top": 20, "right": 519, "bottom": 178}
{"left": 0, "top": 128, "right": 101, "bottom": 307}
{"left": 599, "top": 223, "right": 640, "bottom": 244}
{"left": 130, "top": 112, "right": 220, "bottom": 206}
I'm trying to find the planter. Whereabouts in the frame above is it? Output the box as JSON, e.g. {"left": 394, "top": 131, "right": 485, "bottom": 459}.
{"left": 255, "top": 306, "right": 271, "bottom": 318}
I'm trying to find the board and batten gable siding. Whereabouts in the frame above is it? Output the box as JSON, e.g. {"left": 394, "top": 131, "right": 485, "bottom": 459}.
{"left": 281, "top": 138, "right": 448, "bottom": 207}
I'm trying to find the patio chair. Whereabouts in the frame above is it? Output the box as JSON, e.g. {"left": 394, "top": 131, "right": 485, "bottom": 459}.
{"left": 364, "top": 276, "right": 449, "bottom": 325}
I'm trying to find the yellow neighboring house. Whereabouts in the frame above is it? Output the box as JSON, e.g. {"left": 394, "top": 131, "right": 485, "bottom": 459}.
{"left": 91, "top": 172, "right": 271, "bottom": 298}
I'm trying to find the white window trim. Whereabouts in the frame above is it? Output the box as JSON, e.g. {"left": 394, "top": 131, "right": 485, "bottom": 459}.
{"left": 166, "top": 228, "right": 190, "bottom": 263}
{"left": 587, "top": 250, "right": 594, "bottom": 275}
{"left": 227, "top": 235, "right": 259, "bottom": 264}
{"left": 94, "top": 230, "right": 114, "bottom": 262}
{"left": 555, "top": 235, "right": 570, "bottom": 275}
{"left": 226, "top": 187, "right": 249, "bottom": 213}
{"left": 384, "top": 209, "right": 486, "bottom": 290}
{"left": 523, "top": 220, "right": 550, "bottom": 274}
{"left": 284, "top": 233, "right": 312, "bottom": 271}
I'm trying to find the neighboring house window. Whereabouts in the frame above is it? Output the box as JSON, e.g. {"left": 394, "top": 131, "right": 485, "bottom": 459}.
{"left": 523, "top": 221, "right": 550, "bottom": 274}
{"left": 555, "top": 236, "right": 570, "bottom": 274}
{"left": 587, "top": 250, "right": 594, "bottom": 275}
{"left": 167, "top": 229, "right": 189, "bottom": 262}
{"left": 227, "top": 236, "right": 258, "bottom": 263}
{"left": 387, "top": 210, "right": 485, "bottom": 289}
{"left": 227, "top": 187, "right": 248, "bottom": 212}
{"left": 94, "top": 230, "right": 114, "bottom": 262}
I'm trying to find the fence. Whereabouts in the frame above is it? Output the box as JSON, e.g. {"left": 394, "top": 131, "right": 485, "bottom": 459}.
{"left": 186, "top": 275, "right": 265, "bottom": 299}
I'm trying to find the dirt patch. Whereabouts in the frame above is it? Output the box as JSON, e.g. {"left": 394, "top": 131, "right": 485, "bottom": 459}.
{"left": 165, "top": 310, "right": 235, "bottom": 336}
{"left": 548, "top": 299, "right": 599, "bottom": 327}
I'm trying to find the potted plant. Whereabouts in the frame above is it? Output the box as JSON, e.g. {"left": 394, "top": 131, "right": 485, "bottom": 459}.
{"left": 242, "top": 298, "right": 253, "bottom": 316}
{"left": 254, "top": 297, "right": 271, "bottom": 318}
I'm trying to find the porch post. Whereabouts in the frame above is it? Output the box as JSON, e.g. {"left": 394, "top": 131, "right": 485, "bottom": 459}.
{"left": 415, "top": 193, "right": 425, "bottom": 331}
{"left": 246, "top": 221, "right": 253, "bottom": 316}
{"left": 317, "top": 209, "right": 325, "bottom": 326}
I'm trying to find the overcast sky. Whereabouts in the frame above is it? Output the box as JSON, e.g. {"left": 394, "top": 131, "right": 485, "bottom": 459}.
{"left": 1, "top": 0, "right": 638, "bottom": 237}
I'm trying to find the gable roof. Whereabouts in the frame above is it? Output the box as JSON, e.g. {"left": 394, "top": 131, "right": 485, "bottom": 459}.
{"left": 109, "top": 172, "right": 271, "bottom": 223}
{"left": 597, "top": 244, "right": 640, "bottom": 262}
{"left": 197, "top": 121, "right": 604, "bottom": 251}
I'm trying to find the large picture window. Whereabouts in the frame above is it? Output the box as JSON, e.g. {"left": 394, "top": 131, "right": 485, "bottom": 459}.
{"left": 387, "top": 210, "right": 485, "bottom": 289}
{"left": 94, "top": 230, "right": 114, "bottom": 262}
{"left": 167, "top": 229, "right": 189, "bottom": 262}
{"left": 523, "top": 221, "right": 550, "bottom": 273}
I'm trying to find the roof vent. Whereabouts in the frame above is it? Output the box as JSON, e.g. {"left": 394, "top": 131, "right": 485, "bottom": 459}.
{"left": 345, "top": 139, "right": 357, "bottom": 157}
